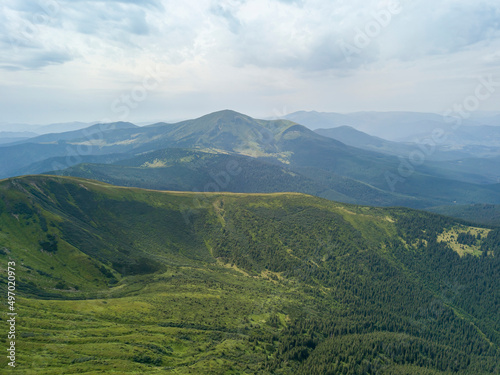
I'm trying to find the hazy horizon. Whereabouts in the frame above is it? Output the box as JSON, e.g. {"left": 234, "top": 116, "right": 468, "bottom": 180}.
{"left": 2, "top": 0, "right": 500, "bottom": 124}
{"left": 1, "top": 109, "right": 500, "bottom": 132}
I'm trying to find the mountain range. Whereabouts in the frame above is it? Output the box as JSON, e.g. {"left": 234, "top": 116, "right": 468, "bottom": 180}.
{"left": 1, "top": 110, "right": 499, "bottom": 214}
{"left": 0, "top": 121, "right": 95, "bottom": 135}
{"left": 1, "top": 109, "right": 500, "bottom": 373}
{"left": 282, "top": 110, "right": 500, "bottom": 142}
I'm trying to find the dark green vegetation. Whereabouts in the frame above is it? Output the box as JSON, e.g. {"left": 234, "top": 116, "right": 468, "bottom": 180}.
{"left": 0, "top": 175, "right": 499, "bottom": 374}
{"left": 429, "top": 204, "right": 500, "bottom": 226}
{"left": 2, "top": 110, "right": 500, "bottom": 212}
{"left": 52, "top": 148, "right": 424, "bottom": 207}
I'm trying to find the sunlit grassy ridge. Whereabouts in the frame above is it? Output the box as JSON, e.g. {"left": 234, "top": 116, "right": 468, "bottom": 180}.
{"left": 0, "top": 175, "right": 499, "bottom": 374}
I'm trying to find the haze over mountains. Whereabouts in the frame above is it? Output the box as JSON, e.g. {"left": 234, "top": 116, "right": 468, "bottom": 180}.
{"left": 283, "top": 110, "right": 500, "bottom": 140}
{"left": 0, "top": 121, "right": 95, "bottom": 135}
{"left": 1, "top": 110, "right": 499, "bottom": 216}
{"left": 1, "top": 110, "right": 500, "bottom": 373}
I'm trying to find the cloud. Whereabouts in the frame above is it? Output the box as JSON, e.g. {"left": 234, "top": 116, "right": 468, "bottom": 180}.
{"left": 0, "top": 0, "right": 158, "bottom": 67}
{"left": 62, "top": 0, "right": 163, "bottom": 9}
{"left": 3, "top": 0, "right": 500, "bottom": 72}
{"left": 63, "top": 3, "right": 152, "bottom": 37}
{"left": 1, "top": 0, "right": 500, "bottom": 123}
{"left": 0, "top": 48, "right": 72, "bottom": 71}
{"left": 379, "top": 1, "right": 500, "bottom": 61}
{"left": 210, "top": 4, "right": 241, "bottom": 34}
{"left": 0, "top": 2, "right": 74, "bottom": 70}
{"left": 217, "top": 0, "right": 500, "bottom": 73}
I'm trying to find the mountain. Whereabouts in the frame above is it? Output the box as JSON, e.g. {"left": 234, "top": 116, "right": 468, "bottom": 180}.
{"left": 0, "top": 122, "right": 139, "bottom": 178}
{"left": 270, "top": 124, "right": 500, "bottom": 207}
{"left": 314, "top": 126, "right": 500, "bottom": 185}
{"left": 5, "top": 121, "right": 138, "bottom": 146}
{"left": 315, "top": 125, "right": 407, "bottom": 152}
{"left": 0, "top": 131, "right": 39, "bottom": 145}
{"left": 283, "top": 111, "right": 451, "bottom": 140}
{"left": 35, "top": 121, "right": 99, "bottom": 135}
{"left": 314, "top": 126, "right": 476, "bottom": 161}
{"left": 0, "top": 175, "right": 498, "bottom": 373}
{"left": 0, "top": 111, "right": 298, "bottom": 178}
{"left": 51, "top": 148, "right": 426, "bottom": 207}
{"left": 283, "top": 110, "right": 500, "bottom": 143}
{"left": 0, "top": 121, "right": 95, "bottom": 134}
{"left": 421, "top": 155, "right": 500, "bottom": 185}
{"left": 11, "top": 152, "right": 135, "bottom": 177}
{"left": 3, "top": 110, "right": 500, "bottom": 209}
{"left": 400, "top": 125, "right": 500, "bottom": 147}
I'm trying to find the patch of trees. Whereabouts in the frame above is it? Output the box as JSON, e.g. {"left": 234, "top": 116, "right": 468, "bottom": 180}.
{"left": 39, "top": 234, "right": 58, "bottom": 253}
{"left": 457, "top": 232, "right": 478, "bottom": 246}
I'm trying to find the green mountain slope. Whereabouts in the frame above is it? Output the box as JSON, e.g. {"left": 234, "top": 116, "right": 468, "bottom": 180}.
{"left": 0, "top": 175, "right": 499, "bottom": 374}
{"left": 0, "top": 111, "right": 299, "bottom": 178}
{"left": 275, "top": 125, "right": 500, "bottom": 206}
{"left": 3, "top": 110, "right": 500, "bottom": 209}
{"left": 52, "top": 148, "right": 427, "bottom": 207}
{"left": 425, "top": 156, "right": 500, "bottom": 184}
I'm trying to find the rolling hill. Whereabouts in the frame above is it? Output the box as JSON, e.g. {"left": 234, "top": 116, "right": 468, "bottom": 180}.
{"left": 0, "top": 175, "right": 499, "bottom": 374}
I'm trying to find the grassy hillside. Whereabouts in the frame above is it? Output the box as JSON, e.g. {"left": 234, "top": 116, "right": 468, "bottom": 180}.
{"left": 52, "top": 148, "right": 428, "bottom": 208}
{"left": 0, "top": 176, "right": 499, "bottom": 374}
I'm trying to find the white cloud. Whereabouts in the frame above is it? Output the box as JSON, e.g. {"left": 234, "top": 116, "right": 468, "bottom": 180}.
{"left": 1, "top": 0, "right": 500, "bottom": 123}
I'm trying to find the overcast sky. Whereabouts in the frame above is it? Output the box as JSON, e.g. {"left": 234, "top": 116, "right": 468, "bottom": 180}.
{"left": 1, "top": 0, "right": 500, "bottom": 124}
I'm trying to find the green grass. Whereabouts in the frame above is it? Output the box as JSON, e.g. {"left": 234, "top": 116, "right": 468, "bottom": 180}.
{"left": 0, "top": 175, "right": 498, "bottom": 374}
{"left": 437, "top": 225, "right": 491, "bottom": 257}
{"left": 5, "top": 266, "right": 290, "bottom": 374}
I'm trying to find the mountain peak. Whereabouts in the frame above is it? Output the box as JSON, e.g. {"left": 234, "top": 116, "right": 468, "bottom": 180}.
{"left": 196, "top": 109, "right": 253, "bottom": 122}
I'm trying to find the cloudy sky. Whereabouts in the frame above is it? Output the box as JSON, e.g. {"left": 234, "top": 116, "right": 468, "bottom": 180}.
{"left": 1, "top": 0, "right": 500, "bottom": 124}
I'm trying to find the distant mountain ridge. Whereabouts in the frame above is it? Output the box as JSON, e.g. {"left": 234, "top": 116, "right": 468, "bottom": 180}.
{"left": 283, "top": 110, "right": 500, "bottom": 142}
{"left": 0, "top": 131, "right": 39, "bottom": 145}
{"left": 52, "top": 148, "right": 424, "bottom": 207}
{"left": 0, "top": 121, "right": 96, "bottom": 134}
{"left": 1, "top": 109, "right": 500, "bottom": 212}
{"left": 5, "top": 121, "right": 138, "bottom": 146}
{"left": 283, "top": 110, "right": 448, "bottom": 140}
